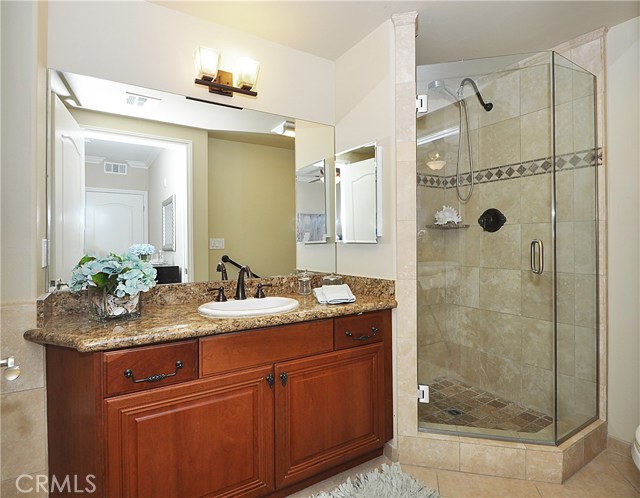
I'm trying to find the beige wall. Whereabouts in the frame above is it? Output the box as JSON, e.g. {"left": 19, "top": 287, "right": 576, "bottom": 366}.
{"left": 47, "top": 0, "right": 335, "bottom": 125}
{"left": 335, "top": 20, "right": 396, "bottom": 279}
{"left": 606, "top": 16, "right": 640, "bottom": 443}
{"left": 208, "top": 138, "right": 296, "bottom": 280}
{"left": 69, "top": 108, "right": 209, "bottom": 282}
{"left": 1, "top": 1, "right": 49, "bottom": 496}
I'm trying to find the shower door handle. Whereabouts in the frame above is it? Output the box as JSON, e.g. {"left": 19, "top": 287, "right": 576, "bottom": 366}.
{"left": 530, "top": 239, "right": 544, "bottom": 275}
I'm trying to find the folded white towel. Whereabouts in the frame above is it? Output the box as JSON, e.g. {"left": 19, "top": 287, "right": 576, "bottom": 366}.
{"left": 313, "top": 284, "right": 356, "bottom": 305}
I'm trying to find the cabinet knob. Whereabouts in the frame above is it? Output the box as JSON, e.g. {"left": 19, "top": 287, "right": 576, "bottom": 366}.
{"left": 280, "top": 371, "right": 288, "bottom": 386}
{"left": 266, "top": 373, "right": 275, "bottom": 388}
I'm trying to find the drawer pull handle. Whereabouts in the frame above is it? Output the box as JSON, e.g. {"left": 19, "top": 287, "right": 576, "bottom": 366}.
{"left": 280, "top": 371, "right": 288, "bottom": 386}
{"left": 266, "top": 374, "right": 275, "bottom": 388}
{"left": 124, "top": 361, "right": 183, "bottom": 384}
{"left": 344, "top": 326, "right": 379, "bottom": 341}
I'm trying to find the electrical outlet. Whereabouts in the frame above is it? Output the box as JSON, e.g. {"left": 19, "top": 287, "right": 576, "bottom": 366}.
{"left": 209, "top": 238, "right": 224, "bottom": 250}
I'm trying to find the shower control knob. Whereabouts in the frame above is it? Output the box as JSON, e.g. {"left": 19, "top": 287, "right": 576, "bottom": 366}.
{"left": 478, "top": 208, "right": 507, "bottom": 233}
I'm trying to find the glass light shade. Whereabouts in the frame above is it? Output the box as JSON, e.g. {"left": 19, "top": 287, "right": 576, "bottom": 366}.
{"left": 195, "top": 46, "right": 220, "bottom": 79}
{"left": 427, "top": 151, "right": 446, "bottom": 170}
{"left": 235, "top": 57, "right": 260, "bottom": 90}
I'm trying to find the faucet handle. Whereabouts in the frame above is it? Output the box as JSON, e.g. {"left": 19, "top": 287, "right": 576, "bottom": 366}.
{"left": 255, "top": 283, "right": 272, "bottom": 299}
{"left": 206, "top": 286, "right": 227, "bottom": 302}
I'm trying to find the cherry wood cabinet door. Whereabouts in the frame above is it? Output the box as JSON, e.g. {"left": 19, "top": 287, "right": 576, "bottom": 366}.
{"left": 106, "top": 365, "right": 275, "bottom": 498}
{"left": 274, "top": 343, "right": 384, "bottom": 489}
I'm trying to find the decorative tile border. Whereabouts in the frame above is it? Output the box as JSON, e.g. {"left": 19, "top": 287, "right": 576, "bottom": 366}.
{"left": 418, "top": 148, "right": 602, "bottom": 188}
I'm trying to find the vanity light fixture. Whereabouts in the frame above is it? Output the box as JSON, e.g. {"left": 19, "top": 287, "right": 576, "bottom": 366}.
{"left": 271, "top": 120, "right": 295, "bottom": 137}
{"left": 194, "top": 46, "right": 259, "bottom": 97}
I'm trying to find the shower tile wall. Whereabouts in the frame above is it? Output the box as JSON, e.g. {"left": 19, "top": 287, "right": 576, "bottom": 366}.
{"left": 417, "top": 54, "right": 598, "bottom": 431}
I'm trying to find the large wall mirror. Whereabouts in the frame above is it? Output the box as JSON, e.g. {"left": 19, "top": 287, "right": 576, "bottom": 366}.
{"left": 46, "top": 69, "right": 335, "bottom": 289}
{"left": 335, "top": 143, "right": 382, "bottom": 244}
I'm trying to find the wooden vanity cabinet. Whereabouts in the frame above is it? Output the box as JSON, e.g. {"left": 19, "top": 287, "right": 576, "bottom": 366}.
{"left": 45, "top": 310, "right": 392, "bottom": 498}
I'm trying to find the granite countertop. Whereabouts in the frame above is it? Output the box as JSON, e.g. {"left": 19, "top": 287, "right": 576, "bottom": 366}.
{"left": 24, "top": 276, "right": 396, "bottom": 352}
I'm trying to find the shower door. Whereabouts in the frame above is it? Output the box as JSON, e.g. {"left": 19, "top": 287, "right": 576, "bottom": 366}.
{"left": 416, "top": 51, "right": 598, "bottom": 445}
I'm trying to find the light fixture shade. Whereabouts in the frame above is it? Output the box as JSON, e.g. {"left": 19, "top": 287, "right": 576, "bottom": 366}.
{"left": 427, "top": 151, "right": 446, "bottom": 170}
{"left": 235, "top": 57, "right": 260, "bottom": 90}
{"left": 195, "top": 46, "right": 220, "bottom": 79}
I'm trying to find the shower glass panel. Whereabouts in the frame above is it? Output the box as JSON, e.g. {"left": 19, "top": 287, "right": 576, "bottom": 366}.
{"left": 416, "top": 51, "right": 598, "bottom": 445}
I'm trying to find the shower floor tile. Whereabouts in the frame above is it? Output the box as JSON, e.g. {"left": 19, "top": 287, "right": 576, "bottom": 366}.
{"left": 419, "top": 377, "right": 553, "bottom": 433}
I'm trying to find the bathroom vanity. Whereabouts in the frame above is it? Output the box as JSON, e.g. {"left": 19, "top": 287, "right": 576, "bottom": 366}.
{"left": 26, "top": 278, "right": 395, "bottom": 498}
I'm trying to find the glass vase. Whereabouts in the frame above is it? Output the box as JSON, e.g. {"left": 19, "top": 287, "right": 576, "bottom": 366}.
{"left": 88, "top": 287, "right": 141, "bottom": 322}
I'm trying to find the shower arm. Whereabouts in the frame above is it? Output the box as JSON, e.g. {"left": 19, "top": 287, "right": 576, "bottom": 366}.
{"left": 457, "top": 78, "right": 493, "bottom": 112}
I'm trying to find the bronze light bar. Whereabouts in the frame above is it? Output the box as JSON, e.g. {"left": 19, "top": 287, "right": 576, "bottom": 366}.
{"left": 194, "top": 77, "right": 258, "bottom": 97}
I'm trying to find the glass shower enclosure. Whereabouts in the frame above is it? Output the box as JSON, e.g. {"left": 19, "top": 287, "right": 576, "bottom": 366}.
{"left": 416, "top": 51, "right": 598, "bottom": 445}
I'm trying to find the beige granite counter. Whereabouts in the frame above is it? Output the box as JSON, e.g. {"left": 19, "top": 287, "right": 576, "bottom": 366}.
{"left": 25, "top": 275, "right": 396, "bottom": 352}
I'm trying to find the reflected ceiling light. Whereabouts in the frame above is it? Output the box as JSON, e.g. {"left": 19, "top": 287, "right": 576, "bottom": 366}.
{"left": 194, "top": 46, "right": 259, "bottom": 98}
{"left": 417, "top": 126, "right": 458, "bottom": 146}
{"left": 271, "top": 121, "right": 295, "bottom": 137}
{"left": 426, "top": 151, "right": 446, "bottom": 171}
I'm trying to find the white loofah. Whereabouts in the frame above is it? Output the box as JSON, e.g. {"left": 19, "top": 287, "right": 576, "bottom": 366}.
{"left": 434, "top": 205, "right": 462, "bottom": 225}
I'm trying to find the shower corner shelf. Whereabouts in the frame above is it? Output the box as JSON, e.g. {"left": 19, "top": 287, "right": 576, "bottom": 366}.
{"left": 426, "top": 223, "right": 470, "bottom": 230}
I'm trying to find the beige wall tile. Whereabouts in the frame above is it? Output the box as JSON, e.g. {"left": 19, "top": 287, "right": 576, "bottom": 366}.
{"left": 2, "top": 474, "right": 48, "bottom": 498}
{"left": 574, "top": 378, "right": 597, "bottom": 416}
{"left": 1, "top": 388, "right": 47, "bottom": 480}
{"left": 396, "top": 82, "right": 417, "bottom": 142}
{"left": 479, "top": 70, "right": 521, "bottom": 127}
{"left": 446, "top": 266, "right": 479, "bottom": 307}
{"left": 521, "top": 63, "right": 551, "bottom": 114}
{"left": 520, "top": 174, "right": 552, "bottom": 224}
{"left": 555, "top": 102, "right": 575, "bottom": 157}
{"left": 574, "top": 221, "right": 597, "bottom": 275}
{"left": 460, "top": 442, "right": 526, "bottom": 479}
{"left": 397, "top": 220, "right": 417, "bottom": 279}
{"left": 479, "top": 268, "right": 521, "bottom": 314}
{"left": 557, "top": 272, "right": 576, "bottom": 325}
{"left": 0, "top": 304, "right": 44, "bottom": 395}
{"left": 575, "top": 326, "right": 597, "bottom": 382}
{"left": 398, "top": 393, "right": 418, "bottom": 437}
{"left": 526, "top": 449, "right": 563, "bottom": 482}
{"left": 482, "top": 178, "right": 522, "bottom": 225}
{"left": 521, "top": 107, "right": 552, "bottom": 162}
{"left": 522, "top": 317, "right": 553, "bottom": 370}
{"left": 397, "top": 160, "right": 417, "bottom": 222}
{"left": 574, "top": 167, "right": 597, "bottom": 222}
{"left": 481, "top": 224, "right": 522, "bottom": 270}
{"left": 574, "top": 273, "right": 597, "bottom": 327}
{"left": 478, "top": 118, "right": 521, "bottom": 170}
{"left": 399, "top": 435, "right": 460, "bottom": 470}
{"left": 573, "top": 96, "right": 597, "bottom": 153}
{"left": 583, "top": 421, "right": 607, "bottom": 464}
{"left": 522, "top": 364, "right": 554, "bottom": 414}
{"left": 557, "top": 323, "right": 576, "bottom": 376}
{"left": 521, "top": 270, "right": 552, "bottom": 321}
{"left": 562, "top": 437, "right": 585, "bottom": 481}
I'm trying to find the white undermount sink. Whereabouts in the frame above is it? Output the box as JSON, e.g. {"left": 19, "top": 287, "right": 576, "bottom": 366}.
{"left": 198, "top": 296, "right": 299, "bottom": 318}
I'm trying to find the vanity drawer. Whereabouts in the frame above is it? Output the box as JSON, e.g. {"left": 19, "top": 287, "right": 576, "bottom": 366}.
{"left": 103, "top": 340, "right": 198, "bottom": 397}
{"left": 334, "top": 311, "right": 388, "bottom": 350}
{"left": 200, "top": 319, "right": 334, "bottom": 376}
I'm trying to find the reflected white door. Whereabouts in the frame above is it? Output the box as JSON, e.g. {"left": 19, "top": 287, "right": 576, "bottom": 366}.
{"left": 340, "top": 158, "right": 376, "bottom": 243}
{"left": 85, "top": 189, "right": 147, "bottom": 255}
{"left": 51, "top": 94, "right": 85, "bottom": 283}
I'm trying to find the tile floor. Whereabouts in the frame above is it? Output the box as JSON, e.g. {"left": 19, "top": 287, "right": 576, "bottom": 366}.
{"left": 290, "top": 443, "right": 640, "bottom": 497}
{"left": 420, "top": 377, "right": 553, "bottom": 433}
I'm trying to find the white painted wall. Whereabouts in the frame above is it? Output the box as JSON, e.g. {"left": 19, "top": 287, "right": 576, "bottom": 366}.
{"left": 606, "top": 16, "right": 640, "bottom": 444}
{"left": 148, "top": 147, "right": 188, "bottom": 275}
{"left": 47, "top": 0, "right": 334, "bottom": 125}
{"left": 335, "top": 20, "right": 396, "bottom": 279}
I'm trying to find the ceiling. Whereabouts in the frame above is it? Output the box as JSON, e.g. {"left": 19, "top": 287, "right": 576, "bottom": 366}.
{"left": 152, "top": 1, "right": 639, "bottom": 65}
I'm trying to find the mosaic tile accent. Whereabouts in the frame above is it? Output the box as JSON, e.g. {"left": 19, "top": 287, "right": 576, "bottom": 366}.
{"left": 419, "top": 377, "right": 553, "bottom": 433}
{"left": 418, "top": 148, "right": 602, "bottom": 188}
